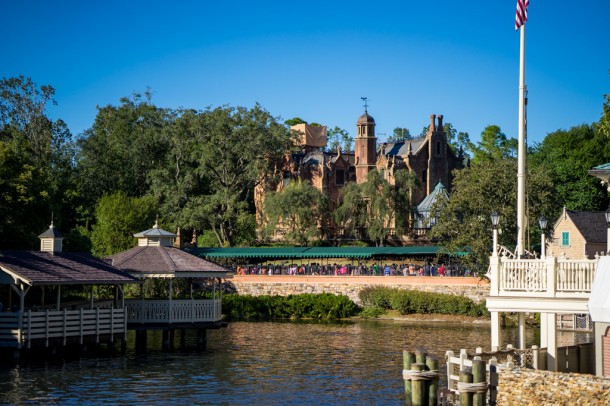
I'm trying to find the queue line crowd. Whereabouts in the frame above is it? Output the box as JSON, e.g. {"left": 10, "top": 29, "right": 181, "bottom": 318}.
{"left": 234, "top": 262, "right": 472, "bottom": 277}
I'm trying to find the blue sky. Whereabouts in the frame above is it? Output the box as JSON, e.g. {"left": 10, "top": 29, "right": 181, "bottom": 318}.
{"left": 2, "top": 1, "right": 609, "bottom": 145}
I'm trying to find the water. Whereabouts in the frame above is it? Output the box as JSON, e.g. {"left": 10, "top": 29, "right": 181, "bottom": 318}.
{"left": 0, "top": 320, "right": 591, "bottom": 405}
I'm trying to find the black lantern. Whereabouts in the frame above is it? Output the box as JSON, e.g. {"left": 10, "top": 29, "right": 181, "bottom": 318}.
{"left": 491, "top": 211, "right": 500, "bottom": 229}
{"left": 538, "top": 215, "right": 547, "bottom": 231}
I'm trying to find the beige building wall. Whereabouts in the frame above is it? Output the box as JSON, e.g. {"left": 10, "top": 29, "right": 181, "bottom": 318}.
{"left": 548, "top": 216, "right": 586, "bottom": 259}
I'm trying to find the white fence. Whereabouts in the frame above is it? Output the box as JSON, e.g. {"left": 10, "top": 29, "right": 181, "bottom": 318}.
{"left": 493, "top": 255, "right": 598, "bottom": 298}
{"left": 0, "top": 308, "right": 126, "bottom": 349}
{"left": 125, "top": 299, "right": 222, "bottom": 324}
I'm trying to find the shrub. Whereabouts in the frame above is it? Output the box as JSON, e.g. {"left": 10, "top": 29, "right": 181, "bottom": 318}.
{"left": 221, "top": 293, "right": 359, "bottom": 320}
{"left": 363, "top": 288, "right": 489, "bottom": 317}
{"left": 359, "top": 306, "right": 385, "bottom": 318}
{"left": 358, "top": 286, "right": 394, "bottom": 309}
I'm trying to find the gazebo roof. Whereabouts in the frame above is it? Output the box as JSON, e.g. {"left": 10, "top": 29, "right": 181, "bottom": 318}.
{"left": 0, "top": 250, "right": 138, "bottom": 286}
{"left": 108, "top": 246, "right": 232, "bottom": 278}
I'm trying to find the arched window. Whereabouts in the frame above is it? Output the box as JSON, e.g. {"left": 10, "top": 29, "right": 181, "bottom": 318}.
{"left": 436, "top": 141, "right": 441, "bottom": 156}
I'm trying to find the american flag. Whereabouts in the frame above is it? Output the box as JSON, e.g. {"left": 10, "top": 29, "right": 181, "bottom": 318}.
{"left": 515, "top": 0, "right": 529, "bottom": 30}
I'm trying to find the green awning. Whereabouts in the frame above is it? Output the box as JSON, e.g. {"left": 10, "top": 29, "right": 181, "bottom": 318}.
{"left": 190, "top": 246, "right": 450, "bottom": 260}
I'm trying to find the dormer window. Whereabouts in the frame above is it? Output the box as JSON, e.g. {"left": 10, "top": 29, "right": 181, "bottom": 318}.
{"left": 336, "top": 169, "right": 345, "bottom": 186}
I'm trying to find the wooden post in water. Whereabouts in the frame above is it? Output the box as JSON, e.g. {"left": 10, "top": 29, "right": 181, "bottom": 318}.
{"left": 426, "top": 356, "right": 438, "bottom": 406}
{"left": 459, "top": 369, "right": 473, "bottom": 406}
{"left": 411, "top": 363, "right": 426, "bottom": 406}
{"left": 472, "top": 358, "right": 486, "bottom": 406}
{"left": 162, "top": 330, "right": 170, "bottom": 352}
{"left": 403, "top": 350, "right": 415, "bottom": 405}
{"left": 415, "top": 347, "right": 428, "bottom": 364}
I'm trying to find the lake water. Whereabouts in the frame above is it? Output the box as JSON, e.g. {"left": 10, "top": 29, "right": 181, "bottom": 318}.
{"left": 0, "top": 320, "right": 591, "bottom": 405}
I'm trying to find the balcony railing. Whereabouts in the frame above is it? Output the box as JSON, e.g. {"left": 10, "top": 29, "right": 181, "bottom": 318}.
{"left": 125, "top": 299, "right": 222, "bottom": 324}
{"left": 490, "top": 255, "right": 598, "bottom": 298}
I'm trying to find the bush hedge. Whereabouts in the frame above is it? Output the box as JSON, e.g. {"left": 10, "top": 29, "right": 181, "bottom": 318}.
{"left": 222, "top": 293, "right": 360, "bottom": 320}
{"left": 359, "top": 286, "right": 489, "bottom": 317}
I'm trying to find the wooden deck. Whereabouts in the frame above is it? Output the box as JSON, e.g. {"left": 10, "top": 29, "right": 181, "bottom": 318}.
{"left": 0, "top": 308, "right": 126, "bottom": 349}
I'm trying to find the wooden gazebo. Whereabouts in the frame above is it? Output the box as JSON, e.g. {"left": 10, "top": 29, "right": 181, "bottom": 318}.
{"left": 108, "top": 221, "right": 233, "bottom": 350}
{"left": 0, "top": 223, "right": 138, "bottom": 353}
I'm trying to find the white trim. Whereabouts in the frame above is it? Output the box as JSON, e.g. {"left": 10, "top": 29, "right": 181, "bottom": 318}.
{"left": 486, "top": 296, "right": 589, "bottom": 313}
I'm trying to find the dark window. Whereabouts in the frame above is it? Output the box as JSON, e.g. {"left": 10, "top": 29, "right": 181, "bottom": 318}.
{"left": 436, "top": 141, "right": 441, "bottom": 156}
{"left": 422, "top": 169, "right": 427, "bottom": 185}
{"left": 336, "top": 169, "right": 345, "bottom": 186}
{"left": 283, "top": 171, "right": 291, "bottom": 186}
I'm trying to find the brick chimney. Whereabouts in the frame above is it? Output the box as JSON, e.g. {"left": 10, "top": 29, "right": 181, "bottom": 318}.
{"left": 437, "top": 114, "right": 444, "bottom": 130}
{"left": 429, "top": 114, "right": 436, "bottom": 132}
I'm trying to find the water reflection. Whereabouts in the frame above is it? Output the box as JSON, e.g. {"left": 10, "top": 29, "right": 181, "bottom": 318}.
{"left": 0, "top": 320, "right": 592, "bottom": 405}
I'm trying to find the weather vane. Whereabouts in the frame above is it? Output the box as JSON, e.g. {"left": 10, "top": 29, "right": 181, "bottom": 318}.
{"left": 361, "top": 97, "right": 369, "bottom": 112}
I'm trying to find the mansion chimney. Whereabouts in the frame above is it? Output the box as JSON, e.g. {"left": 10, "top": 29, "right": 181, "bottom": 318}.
{"left": 429, "top": 114, "right": 436, "bottom": 132}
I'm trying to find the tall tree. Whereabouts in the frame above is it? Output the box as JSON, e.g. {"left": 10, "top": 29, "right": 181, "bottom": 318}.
{"left": 262, "top": 180, "right": 328, "bottom": 245}
{"left": 75, "top": 93, "right": 171, "bottom": 222}
{"left": 430, "top": 158, "right": 554, "bottom": 275}
{"left": 530, "top": 124, "right": 608, "bottom": 212}
{"left": 387, "top": 127, "right": 412, "bottom": 142}
{"left": 90, "top": 192, "right": 156, "bottom": 257}
{"left": 184, "top": 104, "right": 291, "bottom": 246}
{"left": 467, "top": 125, "right": 517, "bottom": 164}
{"left": 0, "top": 76, "right": 76, "bottom": 248}
{"left": 326, "top": 126, "right": 353, "bottom": 152}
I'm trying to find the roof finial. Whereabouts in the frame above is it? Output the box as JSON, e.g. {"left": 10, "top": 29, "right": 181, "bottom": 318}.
{"left": 361, "top": 96, "right": 369, "bottom": 113}
{"left": 50, "top": 212, "right": 54, "bottom": 229}
{"left": 153, "top": 215, "right": 159, "bottom": 229}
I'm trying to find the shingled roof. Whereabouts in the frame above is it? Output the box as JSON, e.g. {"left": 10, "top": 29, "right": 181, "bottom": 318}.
{"left": 0, "top": 250, "right": 138, "bottom": 286}
{"left": 108, "top": 246, "right": 232, "bottom": 278}
{"left": 566, "top": 210, "right": 607, "bottom": 243}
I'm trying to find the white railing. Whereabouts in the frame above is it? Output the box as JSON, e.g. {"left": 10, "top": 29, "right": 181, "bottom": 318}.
{"left": 4, "top": 308, "right": 126, "bottom": 349}
{"left": 556, "top": 258, "right": 597, "bottom": 292}
{"left": 491, "top": 255, "right": 599, "bottom": 298}
{"left": 500, "top": 259, "right": 547, "bottom": 292}
{"left": 125, "top": 299, "right": 222, "bottom": 324}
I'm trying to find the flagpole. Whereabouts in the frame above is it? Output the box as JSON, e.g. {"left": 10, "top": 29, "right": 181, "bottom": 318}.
{"left": 516, "top": 24, "right": 527, "bottom": 257}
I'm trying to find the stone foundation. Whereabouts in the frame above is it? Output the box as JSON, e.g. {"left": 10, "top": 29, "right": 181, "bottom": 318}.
{"left": 497, "top": 369, "right": 610, "bottom": 404}
{"left": 224, "top": 276, "right": 489, "bottom": 305}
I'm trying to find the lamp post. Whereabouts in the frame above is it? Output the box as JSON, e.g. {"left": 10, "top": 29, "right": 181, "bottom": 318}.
{"left": 538, "top": 215, "right": 547, "bottom": 258}
{"left": 605, "top": 207, "right": 610, "bottom": 254}
{"left": 491, "top": 211, "right": 500, "bottom": 257}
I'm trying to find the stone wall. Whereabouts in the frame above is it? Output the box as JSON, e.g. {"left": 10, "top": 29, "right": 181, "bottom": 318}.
{"left": 496, "top": 369, "right": 610, "bottom": 404}
{"left": 224, "top": 277, "right": 489, "bottom": 305}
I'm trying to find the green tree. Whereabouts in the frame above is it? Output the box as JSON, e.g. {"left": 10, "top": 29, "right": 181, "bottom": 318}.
{"left": 333, "top": 182, "right": 367, "bottom": 239}
{"left": 467, "top": 125, "right": 517, "bottom": 164}
{"left": 185, "top": 104, "right": 291, "bottom": 247}
{"left": 0, "top": 76, "right": 76, "bottom": 248}
{"left": 327, "top": 126, "right": 353, "bottom": 152}
{"left": 90, "top": 192, "right": 156, "bottom": 257}
{"left": 443, "top": 122, "right": 470, "bottom": 155}
{"left": 75, "top": 92, "right": 171, "bottom": 223}
{"left": 387, "top": 127, "right": 412, "bottom": 142}
{"left": 430, "top": 159, "right": 554, "bottom": 275}
{"left": 530, "top": 124, "right": 608, "bottom": 212}
{"left": 262, "top": 180, "right": 328, "bottom": 245}
{"left": 284, "top": 117, "right": 307, "bottom": 126}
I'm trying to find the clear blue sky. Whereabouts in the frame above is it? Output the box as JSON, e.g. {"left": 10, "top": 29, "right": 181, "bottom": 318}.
{"left": 2, "top": 1, "right": 609, "bottom": 145}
